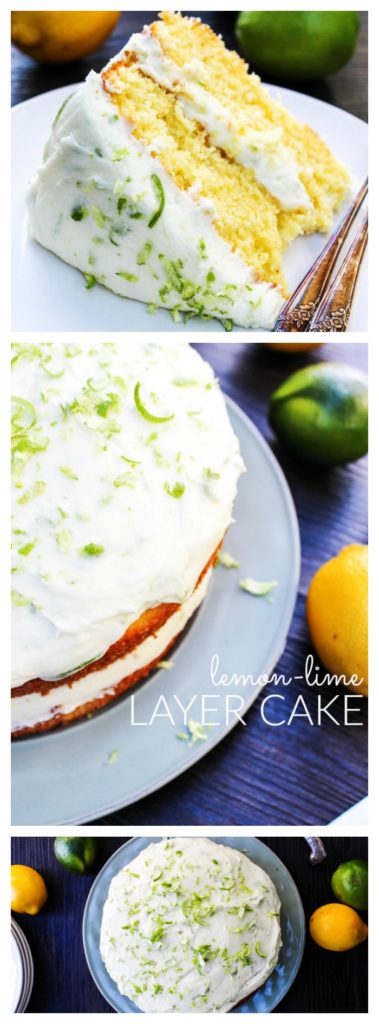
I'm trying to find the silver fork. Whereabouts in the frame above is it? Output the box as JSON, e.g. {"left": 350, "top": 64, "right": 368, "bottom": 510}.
{"left": 308, "top": 213, "right": 368, "bottom": 331}
{"left": 274, "top": 177, "right": 368, "bottom": 332}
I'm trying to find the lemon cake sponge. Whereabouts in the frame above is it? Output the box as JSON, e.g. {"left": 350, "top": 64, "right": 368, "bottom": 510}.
{"left": 27, "top": 12, "right": 350, "bottom": 330}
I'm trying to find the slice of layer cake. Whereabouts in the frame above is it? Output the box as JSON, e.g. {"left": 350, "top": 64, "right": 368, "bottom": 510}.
{"left": 27, "top": 11, "right": 350, "bottom": 330}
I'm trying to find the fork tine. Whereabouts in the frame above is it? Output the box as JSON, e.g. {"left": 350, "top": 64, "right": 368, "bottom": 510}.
{"left": 274, "top": 176, "right": 368, "bottom": 332}
{"left": 308, "top": 213, "right": 368, "bottom": 331}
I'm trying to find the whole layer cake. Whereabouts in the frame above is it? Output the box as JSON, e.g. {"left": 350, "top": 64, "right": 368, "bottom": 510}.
{"left": 100, "top": 837, "right": 282, "bottom": 1012}
{"left": 27, "top": 11, "right": 350, "bottom": 331}
{"left": 11, "top": 341, "right": 244, "bottom": 735}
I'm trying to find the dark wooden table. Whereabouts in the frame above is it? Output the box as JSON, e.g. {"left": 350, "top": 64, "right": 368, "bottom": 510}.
{"left": 11, "top": 11, "right": 367, "bottom": 121}
{"left": 92, "top": 342, "right": 367, "bottom": 828}
{"left": 11, "top": 835, "right": 368, "bottom": 1013}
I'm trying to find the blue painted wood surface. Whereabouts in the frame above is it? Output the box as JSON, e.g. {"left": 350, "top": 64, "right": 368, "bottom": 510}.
{"left": 94, "top": 342, "right": 367, "bottom": 827}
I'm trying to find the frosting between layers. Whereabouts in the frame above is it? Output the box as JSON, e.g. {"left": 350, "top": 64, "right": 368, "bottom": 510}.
{"left": 26, "top": 71, "right": 284, "bottom": 329}
{"left": 123, "top": 29, "right": 312, "bottom": 211}
{"left": 11, "top": 567, "right": 211, "bottom": 731}
{"left": 11, "top": 342, "right": 244, "bottom": 685}
{"left": 100, "top": 837, "right": 282, "bottom": 1013}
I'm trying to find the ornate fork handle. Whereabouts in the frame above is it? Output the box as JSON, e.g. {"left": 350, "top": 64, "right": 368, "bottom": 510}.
{"left": 274, "top": 177, "right": 368, "bottom": 332}
{"left": 309, "top": 213, "right": 368, "bottom": 332}
{"left": 304, "top": 837, "right": 327, "bottom": 865}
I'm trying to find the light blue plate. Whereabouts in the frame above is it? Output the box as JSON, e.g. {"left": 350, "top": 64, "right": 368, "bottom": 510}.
{"left": 83, "top": 836, "right": 306, "bottom": 1013}
{"left": 12, "top": 399, "right": 300, "bottom": 825}
{"left": 12, "top": 84, "right": 367, "bottom": 332}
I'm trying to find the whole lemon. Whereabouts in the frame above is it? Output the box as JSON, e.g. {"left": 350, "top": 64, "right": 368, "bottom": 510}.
{"left": 11, "top": 864, "right": 48, "bottom": 915}
{"left": 310, "top": 903, "right": 368, "bottom": 951}
{"left": 235, "top": 12, "right": 360, "bottom": 80}
{"left": 267, "top": 342, "right": 324, "bottom": 353}
{"left": 307, "top": 544, "right": 368, "bottom": 696}
{"left": 11, "top": 11, "right": 120, "bottom": 64}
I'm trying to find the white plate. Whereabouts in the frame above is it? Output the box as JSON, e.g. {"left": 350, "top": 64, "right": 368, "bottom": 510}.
{"left": 12, "top": 83, "right": 367, "bottom": 333}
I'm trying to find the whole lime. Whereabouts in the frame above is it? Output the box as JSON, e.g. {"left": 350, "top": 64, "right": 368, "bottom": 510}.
{"left": 331, "top": 859, "right": 368, "bottom": 911}
{"left": 235, "top": 11, "right": 360, "bottom": 80}
{"left": 269, "top": 362, "right": 368, "bottom": 465}
{"left": 54, "top": 837, "right": 97, "bottom": 874}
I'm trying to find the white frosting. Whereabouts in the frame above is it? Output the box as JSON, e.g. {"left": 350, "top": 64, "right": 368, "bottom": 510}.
{"left": 125, "top": 29, "right": 311, "bottom": 211}
{"left": 11, "top": 568, "right": 210, "bottom": 731}
{"left": 100, "top": 837, "right": 282, "bottom": 1013}
{"left": 11, "top": 342, "right": 244, "bottom": 686}
{"left": 26, "top": 70, "right": 284, "bottom": 329}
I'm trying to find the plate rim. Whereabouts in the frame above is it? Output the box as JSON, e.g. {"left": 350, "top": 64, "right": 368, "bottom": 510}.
{"left": 11, "top": 928, "right": 23, "bottom": 1013}
{"left": 82, "top": 835, "right": 306, "bottom": 1014}
{"left": 11, "top": 918, "right": 34, "bottom": 1014}
{"left": 12, "top": 395, "right": 301, "bottom": 825}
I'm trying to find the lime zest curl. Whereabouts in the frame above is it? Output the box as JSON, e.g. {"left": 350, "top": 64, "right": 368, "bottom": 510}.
{"left": 17, "top": 480, "right": 46, "bottom": 505}
{"left": 148, "top": 174, "right": 165, "bottom": 228}
{"left": 164, "top": 481, "right": 185, "bottom": 499}
{"left": 11, "top": 396, "right": 36, "bottom": 434}
{"left": 134, "top": 382, "right": 175, "bottom": 424}
{"left": 80, "top": 543, "right": 105, "bottom": 557}
{"left": 239, "top": 577, "right": 278, "bottom": 597}
{"left": 218, "top": 551, "right": 240, "bottom": 569}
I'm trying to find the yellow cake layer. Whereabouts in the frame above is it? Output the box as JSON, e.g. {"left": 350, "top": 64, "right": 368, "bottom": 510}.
{"left": 103, "top": 12, "right": 350, "bottom": 293}
{"left": 104, "top": 61, "right": 287, "bottom": 291}
{"left": 152, "top": 12, "right": 350, "bottom": 242}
